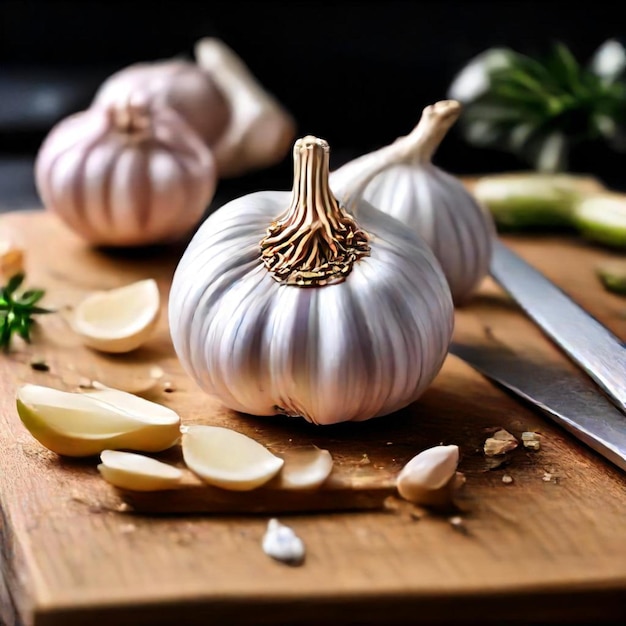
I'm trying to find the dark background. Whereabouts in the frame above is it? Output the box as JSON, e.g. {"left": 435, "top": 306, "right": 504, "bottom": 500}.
{"left": 1, "top": 0, "right": 625, "bottom": 210}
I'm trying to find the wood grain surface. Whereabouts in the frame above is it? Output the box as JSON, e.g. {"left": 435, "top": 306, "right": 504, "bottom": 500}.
{"left": 0, "top": 209, "right": 625, "bottom": 626}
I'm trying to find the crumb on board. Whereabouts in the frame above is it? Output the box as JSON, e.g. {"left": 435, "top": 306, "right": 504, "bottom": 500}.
{"left": 448, "top": 515, "right": 468, "bottom": 534}
{"left": 484, "top": 428, "right": 518, "bottom": 456}
{"left": 522, "top": 431, "right": 542, "bottom": 451}
{"left": 502, "top": 474, "right": 514, "bottom": 484}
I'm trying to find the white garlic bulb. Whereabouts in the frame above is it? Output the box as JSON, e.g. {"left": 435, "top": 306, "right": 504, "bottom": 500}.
{"left": 35, "top": 99, "right": 217, "bottom": 247}
{"left": 169, "top": 135, "right": 454, "bottom": 425}
{"left": 93, "top": 58, "right": 231, "bottom": 147}
{"left": 331, "top": 100, "right": 496, "bottom": 305}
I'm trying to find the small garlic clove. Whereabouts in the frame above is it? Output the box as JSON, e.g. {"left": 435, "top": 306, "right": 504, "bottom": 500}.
{"left": 274, "top": 446, "right": 334, "bottom": 490}
{"left": 71, "top": 278, "right": 160, "bottom": 354}
{"left": 181, "top": 425, "right": 284, "bottom": 491}
{"left": 396, "top": 444, "right": 460, "bottom": 507}
{"left": 98, "top": 449, "right": 183, "bottom": 491}
{"left": 16, "top": 383, "right": 181, "bottom": 457}
{"left": 261, "top": 518, "right": 305, "bottom": 566}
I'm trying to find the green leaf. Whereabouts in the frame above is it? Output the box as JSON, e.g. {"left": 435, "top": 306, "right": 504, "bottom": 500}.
{"left": 5, "top": 273, "right": 25, "bottom": 295}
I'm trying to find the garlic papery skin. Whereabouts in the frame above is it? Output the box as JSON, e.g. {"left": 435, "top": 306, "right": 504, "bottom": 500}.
{"left": 34, "top": 99, "right": 217, "bottom": 247}
{"left": 169, "top": 135, "right": 454, "bottom": 425}
{"left": 16, "top": 383, "right": 181, "bottom": 457}
{"left": 331, "top": 100, "right": 496, "bottom": 305}
{"left": 194, "top": 37, "right": 296, "bottom": 178}
{"left": 93, "top": 59, "right": 231, "bottom": 147}
{"left": 396, "top": 444, "right": 460, "bottom": 507}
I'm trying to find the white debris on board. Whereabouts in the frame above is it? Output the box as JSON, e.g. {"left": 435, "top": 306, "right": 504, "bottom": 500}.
{"left": 502, "top": 474, "right": 514, "bottom": 484}
{"left": 484, "top": 429, "right": 519, "bottom": 456}
{"left": 262, "top": 518, "right": 305, "bottom": 566}
{"left": 522, "top": 431, "right": 542, "bottom": 451}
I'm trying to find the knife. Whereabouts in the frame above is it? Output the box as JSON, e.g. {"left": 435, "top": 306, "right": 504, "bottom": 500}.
{"left": 490, "top": 240, "right": 626, "bottom": 415}
{"left": 449, "top": 340, "right": 626, "bottom": 472}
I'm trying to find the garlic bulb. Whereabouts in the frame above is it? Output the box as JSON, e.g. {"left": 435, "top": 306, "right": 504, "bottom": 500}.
{"left": 169, "top": 135, "right": 454, "bottom": 425}
{"left": 194, "top": 37, "right": 297, "bottom": 178}
{"left": 35, "top": 99, "right": 217, "bottom": 247}
{"left": 331, "top": 100, "right": 496, "bottom": 305}
{"left": 93, "top": 58, "right": 231, "bottom": 147}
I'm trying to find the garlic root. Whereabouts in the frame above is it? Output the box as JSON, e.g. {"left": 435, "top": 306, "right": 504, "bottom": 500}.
{"left": 194, "top": 37, "right": 296, "bottom": 178}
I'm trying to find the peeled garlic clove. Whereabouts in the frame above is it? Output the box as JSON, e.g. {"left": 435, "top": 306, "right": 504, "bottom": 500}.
{"left": 71, "top": 278, "right": 160, "bottom": 354}
{"left": 181, "top": 424, "right": 284, "bottom": 491}
{"left": 396, "top": 444, "right": 460, "bottom": 506}
{"left": 16, "top": 383, "right": 181, "bottom": 457}
{"left": 98, "top": 449, "right": 183, "bottom": 491}
{"left": 274, "top": 446, "right": 333, "bottom": 490}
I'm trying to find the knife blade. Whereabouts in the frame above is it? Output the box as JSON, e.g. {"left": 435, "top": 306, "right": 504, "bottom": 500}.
{"left": 449, "top": 341, "right": 626, "bottom": 472}
{"left": 490, "top": 240, "right": 626, "bottom": 415}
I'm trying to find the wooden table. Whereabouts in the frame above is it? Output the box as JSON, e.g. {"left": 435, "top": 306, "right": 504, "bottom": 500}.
{"left": 1, "top": 209, "right": 625, "bottom": 626}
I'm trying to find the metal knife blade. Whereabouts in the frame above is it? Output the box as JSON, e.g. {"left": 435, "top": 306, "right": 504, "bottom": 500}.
{"left": 449, "top": 341, "right": 626, "bottom": 472}
{"left": 490, "top": 240, "right": 626, "bottom": 415}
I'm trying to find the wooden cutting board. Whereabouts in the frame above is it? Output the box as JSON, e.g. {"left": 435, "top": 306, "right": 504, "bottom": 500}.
{"left": 1, "top": 209, "right": 626, "bottom": 626}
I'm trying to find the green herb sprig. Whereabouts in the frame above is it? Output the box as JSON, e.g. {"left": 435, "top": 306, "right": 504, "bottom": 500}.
{"left": 449, "top": 40, "right": 626, "bottom": 172}
{"left": 0, "top": 274, "right": 54, "bottom": 352}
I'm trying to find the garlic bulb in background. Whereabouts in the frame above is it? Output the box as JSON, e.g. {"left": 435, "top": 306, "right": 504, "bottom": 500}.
{"left": 93, "top": 58, "right": 231, "bottom": 147}
{"left": 35, "top": 99, "right": 217, "bottom": 247}
{"left": 331, "top": 100, "right": 496, "bottom": 305}
{"left": 194, "top": 37, "right": 297, "bottom": 178}
{"left": 169, "top": 136, "right": 454, "bottom": 425}
{"left": 93, "top": 37, "right": 297, "bottom": 179}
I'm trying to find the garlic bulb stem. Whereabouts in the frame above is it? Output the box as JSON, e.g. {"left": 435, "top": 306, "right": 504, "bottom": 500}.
{"left": 108, "top": 99, "right": 152, "bottom": 140}
{"left": 335, "top": 100, "right": 462, "bottom": 208}
{"left": 260, "top": 136, "right": 370, "bottom": 286}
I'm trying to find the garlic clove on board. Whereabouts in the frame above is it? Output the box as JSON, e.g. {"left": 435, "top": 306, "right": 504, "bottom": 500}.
{"left": 71, "top": 278, "right": 160, "bottom": 354}
{"left": 16, "top": 383, "right": 181, "bottom": 457}
{"left": 331, "top": 100, "right": 496, "bottom": 306}
{"left": 273, "top": 446, "right": 334, "bottom": 490}
{"left": 181, "top": 425, "right": 284, "bottom": 491}
{"left": 396, "top": 444, "right": 461, "bottom": 509}
{"left": 98, "top": 449, "right": 183, "bottom": 491}
{"left": 194, "top": 37, "right": 297, "bottom": 178}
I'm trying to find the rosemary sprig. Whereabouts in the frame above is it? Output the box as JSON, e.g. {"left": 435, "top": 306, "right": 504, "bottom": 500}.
{"left": 0, "top": 273, "right": 54, "bottom": 352}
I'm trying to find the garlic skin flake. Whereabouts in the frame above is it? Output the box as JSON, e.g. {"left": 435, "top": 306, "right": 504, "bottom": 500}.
{"left": 331, "top": 100, "right": 496, "bottom": 305}
{"left": 169, "top": 136, "right": 454, "bottom": 425}
{"left": 262, "top": 518, "right": 305, "bottom": 566}
{"left": 396, "top": 444, "right": 460, "bottom": 505}
{"left": 181, "top": 425, "right": 284, "bottom": 491}
{"left": 16, "top": 384, "right": 181, "bottom": 457}
{"left": 98, "top": 449, "right": 183, "bottom": 491}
